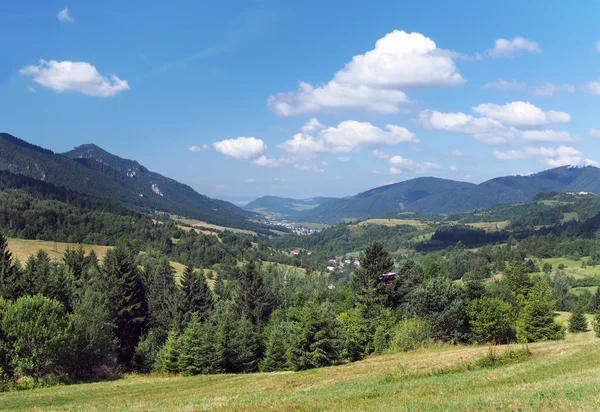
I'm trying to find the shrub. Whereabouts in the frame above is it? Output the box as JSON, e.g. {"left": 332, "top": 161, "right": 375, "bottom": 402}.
{"left": 390, "top": 317, "right": 431, "bottom": 352}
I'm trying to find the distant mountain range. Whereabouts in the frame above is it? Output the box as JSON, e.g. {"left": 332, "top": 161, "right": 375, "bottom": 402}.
{"left": 244, "top": 195, "right": 338, "bottom": 218}
{"left": 0, "top": 133, "right": 271, "bottom": 233}
{"left": 249, "top": 167, "right": 600, "bottom": 224}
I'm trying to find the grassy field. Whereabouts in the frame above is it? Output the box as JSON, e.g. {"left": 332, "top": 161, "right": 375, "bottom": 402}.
{"left": 2, "top": 313, "right": 599, "bottom": 411}
{"left": 466, "top": 220, "right": 510, "bottom": 231}
{"left": 169, "top": 215, "right": 256, "bottom": 235}
{"left": 355, "top": 218, "right": 430, "bottom": 229}
{"left": 540, "top": 257, "right": 600, "bottom": 279}
{"left": 7, "top": 238, "right": 111, "bottom": 263}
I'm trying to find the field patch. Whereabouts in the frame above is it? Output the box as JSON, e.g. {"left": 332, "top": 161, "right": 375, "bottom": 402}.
{"left": 7, "top": 238, "right": 111, "bottom": 263}
{"left": 355, "top": 218, "right": 430, "bottom": 229}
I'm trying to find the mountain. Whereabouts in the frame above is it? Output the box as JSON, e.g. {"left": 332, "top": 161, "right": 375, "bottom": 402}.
{"left": 408, "top": 166, "right": 600, "bottom": 214}
{"left": 297, "top": 177, "right": 475, "bottom": 224}
{"left": 0, "top": 133, "right": 271, "bottom": 233}
{"left": 294, "top": 166, "right": 600, "bottom": 224}
{"left": 245, "top": 195, "right": 338, "bottom": 218}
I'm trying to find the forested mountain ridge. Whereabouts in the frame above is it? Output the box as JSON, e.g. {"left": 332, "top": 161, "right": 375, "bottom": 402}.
{"left": 244, "top": 195, "right": 338, "bottom": 218}
{"left": 296, "top": 177, "right": 474, "bottom": 224}
{"left": 292, "top": 166, "right": 600, "bottom": 223}
{"left": 0, "top": 133, "right": 270, "bottom": 232}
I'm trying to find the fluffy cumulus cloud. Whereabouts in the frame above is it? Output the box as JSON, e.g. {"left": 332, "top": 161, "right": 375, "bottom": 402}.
{"left": 268, "top": 30, "right": 465, "bottom": 116}
{"left": 493, "top": 145, "right": 597, "bottom": 167}
{"left": 487, "top": 36, "right": 541, "bottom": 58}
{"left": 213, "top": 137, "right": 266, "bottom": 159}
{"left": 279, "top": 118, "right": 418, "bottom": 155}
{"left": 57, "top": 7, "right": 75, "bottom": 23}
{"left": 585, "top": 80, "right": 600, "bottom": 95}
{"left": 252, "top": 155, "right": 279, "bottom": 167}
{"left": 20, "top": 60, "right": 129, "bottom": 97}
{"left": 418, "top": 101, "right": 576, "bottom": 144}
{"left": 472, "top": 102, "right": 570, "bottom": 128}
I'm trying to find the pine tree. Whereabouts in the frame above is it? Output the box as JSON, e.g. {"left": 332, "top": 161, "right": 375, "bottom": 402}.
{"left": 0, "top": 234, "right": 19, "bottom": 300}
{"left": 144, "top": 259, "right": 179, "bottom": 343}
{"left": 504, "top": 262, "right": 533, "bottom": 298}
{"left": 236, "top": 260, "right": 273, "bottom": 326}
{"left": 178, "top": 316, "right": 223, "bottom": 375}
{"left": 214, "top": 274, "right": 226, "bottom": 299}
{"left": 351, "top": 242, "right": 394, "bottom": 297}
{"left": 156, "top": 331, "right": 182, "bottom": 373}
{"left": 568, "top": 305, "right": 588, "bottom": 333}
{"left": 260, "top": 320, "right": 296, "bottom": 372}
{"left": 592, "top": 287, "right": 600, "bottom": 312}
{"left": 180, "top": 266, "right": 213, "bottom": 327}
{"left": 516, "top": 279, "right": 565, "bottom": 343}
{"left": 97, "top": 244, "right": 148, "bottom": 367}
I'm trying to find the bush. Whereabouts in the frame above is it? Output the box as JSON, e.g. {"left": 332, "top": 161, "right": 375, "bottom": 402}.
{"left": 390, "top": 317, "right": 431, "bottom": 352}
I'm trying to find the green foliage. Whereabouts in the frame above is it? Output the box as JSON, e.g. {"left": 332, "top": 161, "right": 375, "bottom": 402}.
{"left": 156, "top": 331, "right": 183, "bottom": 374}
{"left": 592, "top": 312, "right": 600, "bottom": 337}
{"left": 143, "top": 257, "right": 180, "bottom": 343}
{"left": 132, "top": 331, "right": 161, "bottom": 373}
{"left": 235, "top": 260, "right": 274, "bottom": 327}
{"left": 178, "top": 319, "right": 222, "bottom": 375}
{"left": 1, "top": 295, "right": 71, "bottom": 381}
{"left": 406, "top": 276, "right": 466, "bottom": 342}
{"left": 467, "top": 297, "right": 515, "bottom": 344}
{"left": 351, "top": 242, "right": 394, "bottom": 297}
{"left": 97, "top": 244, "right": 148, "bottom": 366}
{"left": 503, "top": 262, "right": 532, "bottom": 298}
{"left": 390, "top": 316, "right": 431, "bottom": 352}
{"left": 567, "top": 305, "right": 588, "bottom": 333}
{"left": 289, "top": 302, "right": 343, "bottom": 371}
{"left": 260, "top": 320, "right": 297, "bottom": 372}
{"left": 180, "top": 265, "right": 213, "bottom": 327}
{"left": 516, "top": 280, "right": 565, "bottom": 343}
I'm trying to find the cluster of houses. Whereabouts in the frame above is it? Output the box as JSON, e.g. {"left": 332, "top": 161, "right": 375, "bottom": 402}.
{"left": 326, "top": 258, "right": 360, "bottom": 272}
{"left": 275, "top": 222, "right": 322, "bottom": 235}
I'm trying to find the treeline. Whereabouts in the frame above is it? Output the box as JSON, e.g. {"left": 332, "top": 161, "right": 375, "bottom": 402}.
{"left": 0, "top": 237, "right": 569, "bottom": 389}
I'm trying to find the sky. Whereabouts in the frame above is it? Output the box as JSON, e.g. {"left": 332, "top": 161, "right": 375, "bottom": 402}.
{"left": 2, "top": 0, "right": 600, "bottom": 204}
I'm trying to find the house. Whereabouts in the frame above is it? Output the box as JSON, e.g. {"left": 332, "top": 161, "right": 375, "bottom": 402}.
{"left": 328, "top": 259, "right": 337, "bottom": 264}
{"left": 290, "top": 250, "right": 300, "bottom": 256}
{"left": 326, "top": 266, "right": 335, "bottom": 271}
{"left": 328, "top": 284, "right": 336, "bottom": 290}
{"left": 344, "top": 259, "right": 351, "bottom": 264}
{"left": 337, "top": 265, "right": 343, "bottom": 270}
{"left": 379, "top": 272, "right": 396, "bottom": 287}
{"left": 353, "top": 259, "right": 360, "bottom": 266}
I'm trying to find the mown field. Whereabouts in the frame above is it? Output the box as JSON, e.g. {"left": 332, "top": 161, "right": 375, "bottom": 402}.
{"left": 2, "top": 314, "right": 598, "bottom": 411}
{"left": 6, "top": 238, "right": 111, "bottom": 263}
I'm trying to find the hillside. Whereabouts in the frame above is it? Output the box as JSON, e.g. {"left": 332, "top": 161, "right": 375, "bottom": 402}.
{"left": 298, "top": 177, "right": 474, "bottom": 224}
{"left": 3, "top": 326, "right": 597, "bottom": 411}
{"left": 245, "top": 195, "right": 337, "bottom": 218}
{"left": 295, "top": 166, "right": 600, "bottom": 223}
{"left": 0, "top": 133, "right": 271, "bottom": 233}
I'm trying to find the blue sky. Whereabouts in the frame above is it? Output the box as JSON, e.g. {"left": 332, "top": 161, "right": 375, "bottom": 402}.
{"left": 2, "top": 0, "right": 600, "bottom": 204}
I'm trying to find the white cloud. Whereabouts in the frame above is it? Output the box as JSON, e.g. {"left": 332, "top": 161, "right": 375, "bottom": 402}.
{"left": 57, "top": 7, "right": 75, "bottom": 23}
{"left": 279, "top": 120, "right": 417, "bottom": 155}
{"left": 532, "top": 83, "right": 575, "bottom": 97}
{"left": 301, "top": 118, "right": 325, "bottom": 133}
{"left": 273, "top": 177, "right": 286, "bottom": 182}
{"left": 245, "top": 178, "right": 256, "bottom": 183}
{"left": 388, "top": 155, "right": 440, "bottom": 175}
{"left": 585, "top": 80, "right": 600, "bottom": 95}
{"left": 449, "top": 165, "right": 458, "bottom": 171}
{"left": 372, "top": 149, "right": 390, "bottom": 159}
{"left": 482, "top": 79, "right": 527, "bottom": 91}
{"left": 202, "top": 144, "right": 210, "bottom": 150}
{"left": 472, "top": 102, "right": 570, "bottom": 128}
{"left": 449, "top": 150, "right": 464, "bottom": 157}
{"left": 590, "top": 128, "right": 600, "bottom": 138}
{"left": 188, "top": 145, "right": 203, "bottom": 153}
{"left": 213, "top": 137, "right": 266, "bottom": 160}
{"left": 268, "top": 30, "right": 465, "bottom": 116}
{"left": 418, "top": 102, "right": 576, "bottom": 145}
{"left": 321, "top": 161, "right": 328, "bottom": 166}
{"left": 20, "top": 60, "right": 129, "bottom": 97}
{"left": 252, "top": 155, "right": 279, "bottom": 167}
{"left": 487, "top": 36, "right": 541, "bottom": 58}
{"left": 493, "top": 145, "right": 597, "bottom": 167}
{"left": 337, "top": 156, "right": 351, "bottom": 162}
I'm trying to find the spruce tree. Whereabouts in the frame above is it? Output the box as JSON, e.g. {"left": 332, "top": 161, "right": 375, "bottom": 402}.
{"left": 260, "top": 320, "right": 296, "bottom": 372}
{"left": 97, "top": 244, "right": 148, "bottom": 367}
{"left": 0, "top": 234, "right": 19, "bottom": 300}
{"left": 180, "top": 266, "right": 213, "bottom": 327}
{"left": 236, "top": 260, "right": 273, "bottom": 326}
{"left": 592, "top": 287, "right": 600, "bottom": 312}
{"left": 351, "top": 242, "right": 394, "bottom": 297}
{"left": 516, "top": 279, "right": 564, "bottom": 343}
{"left": 144, "top": 259, "right": 179, "bottom": 343}
{"left": 178, "top": 316, "right": 223, "bottom": 375}
{"left": 504, "top": 262, "right": 533, "bottom": 298}
{"left": 568, "top": 304, "right": 588, "bottom": 333}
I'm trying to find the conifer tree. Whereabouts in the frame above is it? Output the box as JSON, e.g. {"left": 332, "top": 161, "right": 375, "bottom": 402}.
{"left": 178, "top": 316, "right": 223, "bottom": 375}
{"left": 0, "top": 234, "right": 19, "bottom": 300}
{"left": 156, "top": 330, "right": 182, "bottom": 373}
{"left": 144, "top": 259, "right": 179, "bottom": 343}
{"left": 592, "top": 286, "right": 600, "bottom": 312}
{"left": 568, "top": 304, "right": 588, "bottom": 333}
{"left": 504, "top": 262, "right": 533, "bottom": 298}
{"left": 260, "top": 320, "right": 296, "bottom": 372}
{"left": 236, "top": 260, "right": 273, "bottom": 326}
{"left": 351, "top": 242, "right": 394, "bottom": 297}
{"left": 516, "top": 279, "right": 564, "bottom": 343}
{"left": 180, "top": 265, "right": 213, "bottom": 327}
{"left": 97, "top": 244, "right": 148, "bottom": 366}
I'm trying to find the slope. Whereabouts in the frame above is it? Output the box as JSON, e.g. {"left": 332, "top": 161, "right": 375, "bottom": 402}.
{"left": 245, "top": 195, "right": 338, "bottom": 218}
{"left": 0, "top": 133, "right": 269, "bottom": 233}
{"left": 3, "top": 328, "right": 598, "bottom": 411}
{"left": 298, "top": 177, "right": 475, "bottom": 224}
